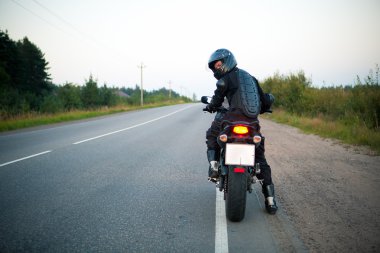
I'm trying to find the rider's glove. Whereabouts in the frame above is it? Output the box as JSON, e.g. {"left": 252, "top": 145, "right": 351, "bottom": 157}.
{"left": 203, "top": 104, "right": 216, "bottom": 113}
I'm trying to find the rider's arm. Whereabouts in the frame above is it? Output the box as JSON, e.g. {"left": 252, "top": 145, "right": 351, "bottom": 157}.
{"left": 208, "top": 78, "right": 228, "bottom": 110}
{"left": 253, "top": 76, "right": 274, "bottom": 114}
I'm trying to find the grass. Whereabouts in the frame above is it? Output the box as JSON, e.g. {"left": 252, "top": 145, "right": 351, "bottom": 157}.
{"left": 262, "top": 109, "right": 380, "bottom": 155}
{"left": 0, "top": 100, "right": 190, "bottom": 132}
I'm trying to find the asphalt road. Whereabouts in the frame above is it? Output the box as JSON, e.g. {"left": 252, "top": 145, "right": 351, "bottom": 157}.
{"left": 0, "top": 104, "right": 306, "bottom": 253}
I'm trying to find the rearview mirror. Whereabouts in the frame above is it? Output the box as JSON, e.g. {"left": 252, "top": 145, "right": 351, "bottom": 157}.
{"left": 201, "top": 96, "right": 211, "bottom": 104}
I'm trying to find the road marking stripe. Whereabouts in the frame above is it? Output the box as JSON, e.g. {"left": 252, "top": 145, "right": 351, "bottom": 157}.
{"left": 73, "top": 105, "right": 195, "bottom": 145}
{"left": 253, "top": 184, "right": 263, "bottom": 208}
{"left": 215, "top": 188, "right": 229, "bottom": 253}
{"left": 0, "top": 150, "right": 52, "bottom": 167}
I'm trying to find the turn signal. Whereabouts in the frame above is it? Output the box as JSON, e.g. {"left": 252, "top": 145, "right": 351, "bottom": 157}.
{"left": 232, "top": 126, "right": 249, "bottom": 134}
{"left": 253, "top": 135, "right": 262, "bottom": 144}
{"left": 219, "top": 134, "right": 228, "bottom": 142}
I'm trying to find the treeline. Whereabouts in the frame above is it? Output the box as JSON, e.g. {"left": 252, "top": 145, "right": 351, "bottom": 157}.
{"left": 0, "top": 29, "right": 52, "bottom": 116}
{"left": 120, "top": 85, "right": 187, "bottom": 105}
{"left": 0, "top": 30, "right": 190, "bottom": 119}
{"left": 261, "top": 68, "right": 380, "bottom": 130}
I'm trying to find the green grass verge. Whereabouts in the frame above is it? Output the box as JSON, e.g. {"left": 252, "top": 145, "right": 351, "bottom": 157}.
{"left": 0, "top": 101, "right": 190, "bottom": 132}
{"left": 263, "top": 109, "right": 380, "bottom": 155}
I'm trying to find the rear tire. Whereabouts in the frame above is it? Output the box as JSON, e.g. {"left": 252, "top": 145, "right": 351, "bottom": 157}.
{"left": 225, "top": 168, "right": 247, "bottom": 222}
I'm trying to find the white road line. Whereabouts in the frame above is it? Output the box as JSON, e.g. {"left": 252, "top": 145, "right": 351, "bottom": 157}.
{"left": 73, "top": 105, "right": 195, "bottom": 145}
{"left": 253, "top": 184, "right": 264, "bottom": 208}
{"left": 215, "top": 188, "right": 229, "bottom": 253}
{"left": 0, "top": 150, "right": 52, "bottom": 167}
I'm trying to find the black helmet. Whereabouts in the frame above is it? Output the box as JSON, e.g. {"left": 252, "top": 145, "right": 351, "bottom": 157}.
{"left": 208, "top": 49, "right": 237, "bottom": 79}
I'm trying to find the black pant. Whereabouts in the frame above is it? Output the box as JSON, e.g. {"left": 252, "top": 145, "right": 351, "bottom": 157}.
{"left": 206, "top": 110, "right": 273, "bottom": 186}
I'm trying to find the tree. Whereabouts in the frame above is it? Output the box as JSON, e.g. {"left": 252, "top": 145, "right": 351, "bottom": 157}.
{"left": 57, "top": 82, "right": 82, "bottom": 110}
{"left": 0, "top": 30, "right": 22, "bottom": 115}
{"left": 16, "top": 37, "right": 51, "bottom": 95}
{"left": 99, "top": 84, "right": 116, "bottom": 107}
{"left": 1, "top": 30, "right": 52, "bottom": 113}
{"left": 81, "top": 75, "right": 100, "bottom": 108}
{"left": 0, "top": 30, "right": 18, "bottom": 90}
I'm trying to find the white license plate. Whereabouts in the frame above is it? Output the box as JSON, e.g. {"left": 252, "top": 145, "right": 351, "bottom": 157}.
{"left": 225, "top": 143, "right": 255, "bottom": 166}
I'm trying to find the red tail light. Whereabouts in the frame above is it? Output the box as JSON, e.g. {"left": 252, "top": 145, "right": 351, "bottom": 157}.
{"left": 234, "top": 168, "right": 245, "bottom": 173}
{"left": 232, "top": 125, "right": 249, "bottom": 134}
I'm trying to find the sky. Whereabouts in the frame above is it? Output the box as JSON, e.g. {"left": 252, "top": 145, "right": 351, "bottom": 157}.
{"left": 1, "top": 0, "right": 379, "bottom": 98}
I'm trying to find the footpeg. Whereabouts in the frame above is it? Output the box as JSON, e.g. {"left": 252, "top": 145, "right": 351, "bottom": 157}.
{"left": 251, "top": 177, "right": 263, "bottom": 184}
{"left": 208, "top": 177, "right": 218, "bottom": 184}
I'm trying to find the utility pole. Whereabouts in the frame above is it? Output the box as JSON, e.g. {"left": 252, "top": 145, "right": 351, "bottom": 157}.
{"left": 180, "top": 86, "right": 184, "bottom": 97}
{"left": 137, "top": 62, "right": 146, "bottom": 106}
{"left": 168, "top": 80, "right": 172, "bottom": 99}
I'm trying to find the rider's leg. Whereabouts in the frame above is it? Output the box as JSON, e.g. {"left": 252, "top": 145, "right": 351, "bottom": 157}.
{"left": 255, "top": 137, "right": 278, "bottom": 214}
{"left": 207, "top": 149, "right": 220, "bottom": 179}
{"left": 206, "top": 119, "right": 222, "bottom": 180}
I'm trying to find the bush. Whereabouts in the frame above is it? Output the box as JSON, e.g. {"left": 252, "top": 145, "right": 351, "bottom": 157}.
{"left": 57, "top": 82, "right": 82, "bottom": 110}
{"left": 261, "top": 71, "right": 310, "bottom": 114}
{"left": 261, "top": 66, "right": 380, "bottom": 130}
{"left": 40, "top": 94, "right": 64, "bottom": 113}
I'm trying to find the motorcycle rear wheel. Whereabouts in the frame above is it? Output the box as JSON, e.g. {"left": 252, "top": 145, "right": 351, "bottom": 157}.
{"left": 225, "top": 168, "right": 247, "bottom": 222}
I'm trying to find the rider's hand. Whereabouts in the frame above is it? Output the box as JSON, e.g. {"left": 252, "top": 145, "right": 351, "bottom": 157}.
{"left": 203, "top": 104, "right": 216, "bottom": 113}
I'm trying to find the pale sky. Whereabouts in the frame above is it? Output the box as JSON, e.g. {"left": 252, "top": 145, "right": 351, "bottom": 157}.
{"left": 1, "top": 0, "right": 379, "bottom": 98}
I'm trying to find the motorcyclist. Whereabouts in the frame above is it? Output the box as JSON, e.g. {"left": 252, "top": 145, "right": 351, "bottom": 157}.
{"left": 204, "top": 48, "right": 278, "bottom": 214}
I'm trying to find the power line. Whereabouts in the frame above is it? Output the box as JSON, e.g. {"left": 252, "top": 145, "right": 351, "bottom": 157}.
{"left": 32, "top": 0, "right": 130, "bottom": 62}
{"left": 11, "top": 0, "right": 109, "bottom": 51}
{"left": 32, "top": 0, "right": 79, "bottom": 32}
{"left": 31, "top": 0, "right": 103, "bottom": 48}
{"left": 10, "top": 0, "right": 129, "bottom": 64}
{"left": 10, "top": 0, "right": 133, "bottom": 87}
{"left": 10, "top": 0, "right": 70, "bottom": 36}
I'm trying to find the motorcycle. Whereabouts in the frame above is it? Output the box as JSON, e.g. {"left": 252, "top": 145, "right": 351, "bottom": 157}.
{"left": 202, "top": 96, "right": 263, "bottom": 222}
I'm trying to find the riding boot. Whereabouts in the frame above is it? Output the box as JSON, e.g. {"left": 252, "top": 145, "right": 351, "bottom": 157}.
{"left": 207, "top": 149, "right": 219, "bottom": 182}
{"left": 262, "top": 184, "right": 278, "bottom": 214}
